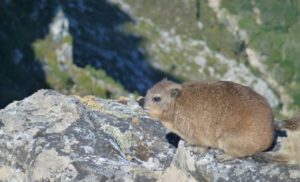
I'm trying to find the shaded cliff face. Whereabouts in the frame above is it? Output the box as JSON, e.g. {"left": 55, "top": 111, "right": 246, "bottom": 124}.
{"left": 0, "top": 90, "right": 299, "bottom": 181}
{"left": 1, "top": 0, "right": 299, "bottom": 116}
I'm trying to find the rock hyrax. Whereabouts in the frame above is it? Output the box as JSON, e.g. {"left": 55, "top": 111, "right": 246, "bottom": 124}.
{"left": 143, "top": 79, "right": 274, "bottom": 159}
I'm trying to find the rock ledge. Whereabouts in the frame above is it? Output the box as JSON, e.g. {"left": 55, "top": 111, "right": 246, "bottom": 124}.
{"left": 0, "top": 90, "right": 298, "bottom": 181}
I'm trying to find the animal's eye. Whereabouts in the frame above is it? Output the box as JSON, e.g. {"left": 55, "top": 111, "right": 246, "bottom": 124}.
{"left": 152, "top": 96, "right": 161, "bottom": 102}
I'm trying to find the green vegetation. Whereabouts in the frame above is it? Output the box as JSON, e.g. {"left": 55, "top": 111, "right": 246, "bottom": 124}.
{"left": 124, "top": 0, "right": 238, "bottom": 82}
{"left": 33, "top": 34, "right": 126, "bottom": 98}
{"left": 222, "top": 0, "right": 300, "bottom": 110}
{"left": 126, "top": 0, "right": 238, "bottom": 59}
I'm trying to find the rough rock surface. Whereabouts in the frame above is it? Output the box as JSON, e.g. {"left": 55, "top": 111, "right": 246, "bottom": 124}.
{"left": 0, "top": 90, "right": 299, "bottom": 181}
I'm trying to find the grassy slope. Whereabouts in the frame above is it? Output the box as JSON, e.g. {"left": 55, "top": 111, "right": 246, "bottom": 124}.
{"left": 1, "top": 0, "right": 298, "bottom": 116}
{"left": 33, "top": 34, "right": 126, "bottom": 98}
{"left": 222, "top": 0, "right": 300, "bottom": 110}
{"left": 125, "top": 0, "right": 238, "bottom": 79}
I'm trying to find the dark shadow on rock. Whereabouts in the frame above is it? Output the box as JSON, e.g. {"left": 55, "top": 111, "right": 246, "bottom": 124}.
{"left": 166, "top": 132, "right": 181, "bottom": 148}
{"left": 60, "top": 0, "right": 180, "bottom": 95}
{"left": 264, "top": 129, "right": 287, "bottom": 152}
{"left": 0, "top": 1, "right": 54, "bottom": 108}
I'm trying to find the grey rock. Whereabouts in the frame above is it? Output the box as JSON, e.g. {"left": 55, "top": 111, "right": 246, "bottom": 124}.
{"left": 0, "top": 90, "right": 299, "bottom": 181}
{"left": 171, "top": 141, "right": 300, "bottom": 182}
{"left": 0, "top": 90, "right": 173, "bottom": 181}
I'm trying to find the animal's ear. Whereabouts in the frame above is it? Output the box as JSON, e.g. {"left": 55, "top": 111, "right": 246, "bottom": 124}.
{"left": 171, "top": 88, "right": 181, "bottom": 98}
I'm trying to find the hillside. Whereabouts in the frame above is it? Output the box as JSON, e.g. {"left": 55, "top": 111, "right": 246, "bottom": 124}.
{"left": 0, "top": 0, "right": 299, "bottom": 117}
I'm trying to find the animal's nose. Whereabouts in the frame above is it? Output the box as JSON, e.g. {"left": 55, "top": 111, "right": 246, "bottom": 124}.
{"left": 137, "top": 97, "right": 145, "bottom": 108}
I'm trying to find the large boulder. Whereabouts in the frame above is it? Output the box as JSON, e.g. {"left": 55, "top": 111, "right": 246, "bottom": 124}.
{"left": 0, "top": 90, "right": 299, "bottom": 181}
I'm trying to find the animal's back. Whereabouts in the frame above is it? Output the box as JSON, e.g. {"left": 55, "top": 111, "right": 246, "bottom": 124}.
{"left": 174, "top": 81, "right": 274, "bottom": 156}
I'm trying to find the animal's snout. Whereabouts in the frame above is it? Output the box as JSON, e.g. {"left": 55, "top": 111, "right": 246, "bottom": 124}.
{"left": 137, "top": 96, "right": 145, "bottom": 108}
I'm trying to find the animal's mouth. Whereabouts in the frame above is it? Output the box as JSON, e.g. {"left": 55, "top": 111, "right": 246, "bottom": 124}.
{"left": 142, "top": 107, "right": 156, "bottom": 118}
{"left": 144, "top": 108, "right": 162, "bottom": 120}
{"left": 143, "top": 107, "right": 150, "bottom": 112}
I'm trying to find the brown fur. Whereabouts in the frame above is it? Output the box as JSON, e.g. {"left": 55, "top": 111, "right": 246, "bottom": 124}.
{"left": 144, "top": 79, "right": 274, "bottom": 159}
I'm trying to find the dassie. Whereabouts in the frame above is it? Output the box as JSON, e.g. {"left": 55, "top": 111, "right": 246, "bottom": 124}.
{"left": 143, "top": 79, "right": 274, "bottom": 160}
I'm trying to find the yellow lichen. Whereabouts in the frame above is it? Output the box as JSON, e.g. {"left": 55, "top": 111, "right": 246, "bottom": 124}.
{"left": 131, "top": 117, "right": 140, "bottom": 126}
{"left": 101, "top": 124, "right": 132, "bottom": 152}
{"left": 75, "top": 95, "right": 103, "bottom": 111}
{"left": 117, "top": 96, "right": 129, "bottom": 105}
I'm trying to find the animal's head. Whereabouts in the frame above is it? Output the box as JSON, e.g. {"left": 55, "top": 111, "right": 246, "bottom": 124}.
{"left": 143, "top": 79, "right": 182, "bottom": 120}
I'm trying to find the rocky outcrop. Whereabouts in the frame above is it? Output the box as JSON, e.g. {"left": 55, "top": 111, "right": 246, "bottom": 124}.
{"left": 0, "top": 90, "right": 299, "bottom": 181}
